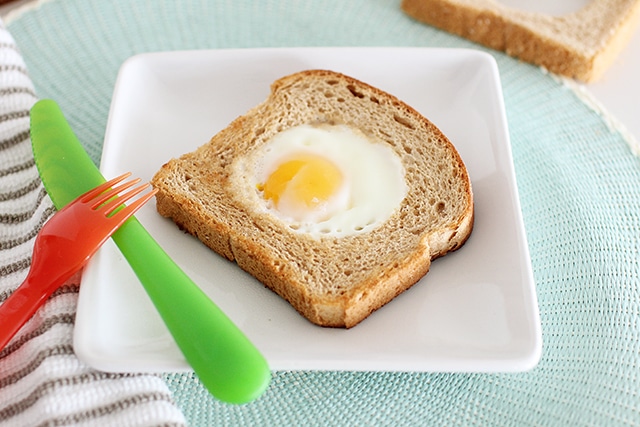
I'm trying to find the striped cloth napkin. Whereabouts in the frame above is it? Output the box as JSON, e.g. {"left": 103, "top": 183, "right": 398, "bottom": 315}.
{"left": 0, "top": 20, "right": 187, "bottom": 426}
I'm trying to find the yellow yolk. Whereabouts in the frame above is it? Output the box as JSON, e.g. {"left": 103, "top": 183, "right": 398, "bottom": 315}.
{"left": 262, "top": 154, "right": 343, "bottom": 213}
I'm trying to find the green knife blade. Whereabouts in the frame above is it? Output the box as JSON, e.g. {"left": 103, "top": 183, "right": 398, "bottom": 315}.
{"left": 30, "top": 99, "right": 270, "bottom": 404}
{"left": 29, "top": 100, "right": 105, "bottom": 209}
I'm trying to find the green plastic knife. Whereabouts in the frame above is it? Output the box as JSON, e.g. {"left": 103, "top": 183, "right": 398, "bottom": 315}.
{"left": 30, "top": 99, "right": 270, "bottom": 404}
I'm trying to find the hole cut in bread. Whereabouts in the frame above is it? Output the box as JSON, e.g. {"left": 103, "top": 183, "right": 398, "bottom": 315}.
{"left": 401, "top": 0, "right": 640, "bottom": 82}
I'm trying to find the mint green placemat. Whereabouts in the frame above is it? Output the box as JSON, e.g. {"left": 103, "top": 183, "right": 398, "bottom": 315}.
{"left": 7, "top": 1, "right": 640, "bottom": 425}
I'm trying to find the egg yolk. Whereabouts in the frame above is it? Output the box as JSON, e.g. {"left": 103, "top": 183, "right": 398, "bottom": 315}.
{"left": 262, "top": 154, "right": 343, "bottom": 213}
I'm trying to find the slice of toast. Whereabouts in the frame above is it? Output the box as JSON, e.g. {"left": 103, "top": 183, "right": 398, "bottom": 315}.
{"left": 401, "top": 0, "right": 640, "bottom": 82}
{"left": 151, "top": 70, "right": 473, "bottom": 328}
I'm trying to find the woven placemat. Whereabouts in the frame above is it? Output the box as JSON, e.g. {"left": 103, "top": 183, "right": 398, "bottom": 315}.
{"left": 6, "top": 1, "right": 640, "bottom": 425}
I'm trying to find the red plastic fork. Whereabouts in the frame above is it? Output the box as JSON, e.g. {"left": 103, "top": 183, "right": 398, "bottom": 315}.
{"left": 0, "top": 173, "right": 157, "bottom": 351}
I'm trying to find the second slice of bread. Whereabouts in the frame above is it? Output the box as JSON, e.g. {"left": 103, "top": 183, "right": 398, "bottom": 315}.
{"left": 401, "top": 0, "right": 640, "bottom": 82}
{"left": 151, "top": 70, "right": 474, "bottom": 328}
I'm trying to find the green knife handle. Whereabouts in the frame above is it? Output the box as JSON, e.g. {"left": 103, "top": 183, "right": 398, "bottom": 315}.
{"left": 30, "top": 99, "right": 270, "bottom": 405}
{"left": 112, "top": 217, "right": 271, "bottom": 404}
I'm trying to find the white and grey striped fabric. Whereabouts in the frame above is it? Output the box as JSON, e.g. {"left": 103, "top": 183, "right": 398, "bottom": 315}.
{"left": 0, "top": 21, "right": 187, "bottom": 427}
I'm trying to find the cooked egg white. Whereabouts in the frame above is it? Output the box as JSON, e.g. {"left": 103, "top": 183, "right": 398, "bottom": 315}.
{"left": 237, "top": 123, "right": 407, "bottom": 237}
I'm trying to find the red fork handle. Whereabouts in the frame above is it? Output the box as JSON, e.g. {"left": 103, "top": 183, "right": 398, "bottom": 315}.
{"left": 0, "top": 274, "right": 68, "bottom": 351}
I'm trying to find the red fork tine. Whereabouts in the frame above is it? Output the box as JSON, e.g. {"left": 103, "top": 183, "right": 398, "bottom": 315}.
{"left": 79, "top": 172, "right": 132, "bottom": 203}
{"left": 79, "top": 172, "right": 158, "bottom": 219}
{"left": 98, "top": 182, "right": 157, "bottom": 217}
{"left": 90, "top": 177, "right": 142, "bottom": 210}
{"left": 108, "top": 186, "right": 159, "bottom": 220}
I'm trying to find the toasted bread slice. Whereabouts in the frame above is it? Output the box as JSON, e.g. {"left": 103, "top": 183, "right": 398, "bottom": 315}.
{"left": 151, "top": 70, "right": 473, "bottom": 328}
{"left": 401, "top": 0, "right": 640, "bottom": 82}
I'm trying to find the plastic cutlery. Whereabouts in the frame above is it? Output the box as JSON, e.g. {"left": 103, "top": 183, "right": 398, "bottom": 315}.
{"left": 30, "top": 99, "right": 271, "bottom": 404}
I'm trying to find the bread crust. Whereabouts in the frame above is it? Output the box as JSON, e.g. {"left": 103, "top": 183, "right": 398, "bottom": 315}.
{"left": 152, "top": 70, "right": 473, "bottom": 328}
{"left": 401, "top": 0, "right": 640, "bottom": 82}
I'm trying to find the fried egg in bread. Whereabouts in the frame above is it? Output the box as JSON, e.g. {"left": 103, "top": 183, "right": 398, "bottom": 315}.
{"left": 236, "top": 123, "right": 407, "bottom": 238}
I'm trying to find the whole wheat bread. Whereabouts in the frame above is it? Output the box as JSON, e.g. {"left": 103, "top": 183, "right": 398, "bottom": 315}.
{"left": 401, "top": 0, "right": 640, "bottom": 82}
{"left": 151, "top": 70, "right": 474, "bottom": 328}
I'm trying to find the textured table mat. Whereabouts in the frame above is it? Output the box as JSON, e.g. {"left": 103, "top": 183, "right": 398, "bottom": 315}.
{"left": 2, "top": 0, "right": 640, "bottom": 426}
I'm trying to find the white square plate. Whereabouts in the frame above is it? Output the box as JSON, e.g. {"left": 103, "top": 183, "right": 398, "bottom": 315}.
{"left": 74, "top": 48, "right": 542, "bottom": 373}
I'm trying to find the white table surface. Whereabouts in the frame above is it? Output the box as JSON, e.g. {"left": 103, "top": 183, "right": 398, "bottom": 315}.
{"left": 2, "top": 0, "right": 639, "bottom": 146}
